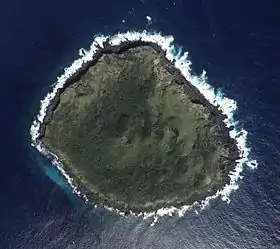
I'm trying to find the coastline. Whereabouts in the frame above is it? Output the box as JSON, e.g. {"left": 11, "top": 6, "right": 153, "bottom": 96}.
{"left": 37, "top": 39, "right": 240, "bottom": 214}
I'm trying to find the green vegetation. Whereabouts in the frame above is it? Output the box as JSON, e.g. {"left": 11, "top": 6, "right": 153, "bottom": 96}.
{"left": 43, "top": 46, "right": 229, "bottom": 211}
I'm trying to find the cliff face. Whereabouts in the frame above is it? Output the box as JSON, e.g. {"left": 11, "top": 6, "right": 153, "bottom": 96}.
{"left": 38, "top": 40, "right": 240, "bottom": 213}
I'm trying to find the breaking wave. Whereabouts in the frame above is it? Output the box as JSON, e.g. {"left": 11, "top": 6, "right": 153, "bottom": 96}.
{"left": 30, "top": 30, "right": 257, "bottom": 226}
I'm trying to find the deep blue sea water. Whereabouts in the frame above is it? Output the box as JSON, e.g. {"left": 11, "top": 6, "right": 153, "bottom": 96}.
{"left": 1, "top": 1, "right": 280, "bottom": 248}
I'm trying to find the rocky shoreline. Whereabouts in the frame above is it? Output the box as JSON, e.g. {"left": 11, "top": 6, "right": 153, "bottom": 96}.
{"left": 38, "top": 39, "right": 240, "bottom": 214}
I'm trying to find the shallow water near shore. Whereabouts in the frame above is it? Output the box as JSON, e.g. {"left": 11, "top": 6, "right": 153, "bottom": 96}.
{"left": 1, "top": 1, "right": 280, "bottom": 248}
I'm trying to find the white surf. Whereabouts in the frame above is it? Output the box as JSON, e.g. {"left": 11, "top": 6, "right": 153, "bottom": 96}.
{"left": 30, "top": 30, "right": 257, "bottom": 226}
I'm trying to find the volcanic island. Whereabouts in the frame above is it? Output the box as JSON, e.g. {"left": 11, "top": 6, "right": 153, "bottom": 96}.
{"left": 38, "top": 40, "right": 240, "bottom": 214}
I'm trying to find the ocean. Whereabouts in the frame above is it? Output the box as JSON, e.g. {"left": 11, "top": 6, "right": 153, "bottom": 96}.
{"left": 0, "top": 0, "right": 280, "bottom": 248}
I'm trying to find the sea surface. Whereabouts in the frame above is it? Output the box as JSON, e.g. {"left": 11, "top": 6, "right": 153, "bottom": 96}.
{"left": 0, "top": 1, "right": 280, "bottom": 248}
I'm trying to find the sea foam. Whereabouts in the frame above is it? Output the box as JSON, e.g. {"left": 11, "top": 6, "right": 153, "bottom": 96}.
{"left": 30, "top": 30, "right": 257, "bottom": 226}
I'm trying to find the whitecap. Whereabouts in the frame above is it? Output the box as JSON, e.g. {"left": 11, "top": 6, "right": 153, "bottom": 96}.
{"left": 146, "top": 16, "right": 152, "bottom": 25}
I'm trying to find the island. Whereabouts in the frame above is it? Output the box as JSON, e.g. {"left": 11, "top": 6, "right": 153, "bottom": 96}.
{"left": 38, "top": 40, "right": 240, "bottom": 214}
